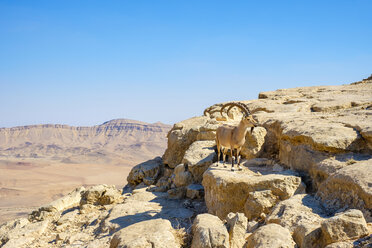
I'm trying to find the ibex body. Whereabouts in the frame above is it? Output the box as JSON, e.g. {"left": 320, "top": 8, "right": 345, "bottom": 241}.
{"left": 216, "top": 103, "right": 257, "bottom": 171}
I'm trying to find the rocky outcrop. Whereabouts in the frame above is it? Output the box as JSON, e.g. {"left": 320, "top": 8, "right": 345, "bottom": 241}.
{"left": 163, "top": 117, "right": 267, "bottom": 168}
{"left": 203, "top": 166, "right": 302, "bottom": 220}
{"left": 191, "top": 213, "right": 230, "bottom": 248}
{"left": 245, "top": 223, "right": 296, "bottom": 248}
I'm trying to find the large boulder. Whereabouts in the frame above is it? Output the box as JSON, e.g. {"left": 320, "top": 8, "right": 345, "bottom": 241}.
{"left": 182, "top": 140, "right": 217, "bottom": 183}
{"left": 127, "top": 157, "right": 163, "bottom": 186}
{"left": 110, "top": 218, "right": 181, "bottom": 248}
{"left": 317, "top": 159, "right": 372, "bottom": 222}
{"left": 245, "top": 223, "right": 296, "bottom": 248}
{"left": 191, "top": 213, "right": 230, "bottom": 248}
{"left": 203, "top": 166, "right": 302, "bottom": 219}
{"left": 321, "top": 209, "right": 369, "bottom": 245}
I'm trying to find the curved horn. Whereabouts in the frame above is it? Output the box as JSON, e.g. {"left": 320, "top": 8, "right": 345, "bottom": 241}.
{"left": 227, "top": 102, "right": 251, "bottom": 116}
{"left": 203, "top": 107, "right": 211, "bottom": 116}
{"left": 220, "top": 102, "right": 237, "bottom": 117}
{"left": 204, "top": 106, "right": 221, "bottom": 117}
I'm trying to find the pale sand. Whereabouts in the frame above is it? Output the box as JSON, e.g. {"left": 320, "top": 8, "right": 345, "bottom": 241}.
{"left": 0, "top": 159, "right": 134, "bottom": 224}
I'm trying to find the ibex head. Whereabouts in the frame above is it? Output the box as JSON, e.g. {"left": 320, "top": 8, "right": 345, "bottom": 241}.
{"left": 242, "top": 115, "right": 257, "bottom": 128}
{"left": 221, "top": 102, "right": 258, "bottom": 130}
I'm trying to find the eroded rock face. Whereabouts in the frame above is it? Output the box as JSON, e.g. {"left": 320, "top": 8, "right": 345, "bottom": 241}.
{"left": 109, "top": 219, "right": 181, "bottom": 248}
{"left": 191, "top": 213, "right": 230, "bottom": 248}
{"left": 203, "top": 166, "right": 302, "bottom": 220}
{"left": 317, "top": 159, "right": 372, "bottom": 222}
{"left": 321, "top": 209, "right": 369, "bottom": 245}
{"left": 245, "top": 223, "right": 296, "bottom": 248}
{"left": 127, "top": 156, "right": 163, "bottom": 186}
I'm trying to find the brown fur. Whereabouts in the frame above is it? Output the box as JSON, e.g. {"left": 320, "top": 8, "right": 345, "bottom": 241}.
{"left": 216, "top": 115, "right": 257, "bottom": 171}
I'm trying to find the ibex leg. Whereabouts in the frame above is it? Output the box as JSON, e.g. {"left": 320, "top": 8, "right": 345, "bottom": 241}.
{"left": 237, "top": 148, "right": 242, "bottom": 171}
{"left": 230, "top": 148, "right": 235, "bottom": 171}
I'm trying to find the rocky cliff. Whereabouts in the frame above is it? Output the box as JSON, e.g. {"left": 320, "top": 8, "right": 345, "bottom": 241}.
{"left": 0, "top": 119, "right": 171, "bottom": 164}
{"left": 1, "top": 77, "right": 371, "bottom": 248}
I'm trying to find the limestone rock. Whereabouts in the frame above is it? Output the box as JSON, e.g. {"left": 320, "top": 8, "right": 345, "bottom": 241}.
{"left": 321, "top": 209, "right": 369, "bottom": 245}
{"left": 240, "top": 126, "right": 267, "bottom": 159}
{"left": 203, "top": 166, "right": 302, "bottom": 219}
{"left": 110, "top": 218, "right": 181, "bottom": 248}
{"left": 0, "top": 218, "right": 29, "bottom": 246}
{"left": 80, "top": 184, "right": 123, "bottom": 206}
{"left": 168, "top": 187, "right": 187, "bottom": 199}
{"left": 103, "top": 188, "right": 194, "bottom": 234}
{"left": 182, "top": 140, "right": 216, "bottom": 183}
{"left": 266, "top": 194, "right": 326, "bottom": 232}
{"left": 186, "top": 184, "right": 204, "bottom": 199}
{"left": 324, "top": 242, "right": 353, "bottom": 248}
{"left": 1, "top": 220, "right": 49, "bottom": 248}
{"left": 163, "top": 116, "right": 208, "bottom": 168}
{"left": 127, "top": 156, "right": 163, "bottom": 186}
{"left": 293, "top": 223, "right": 324, "bottom": 248}
{"left": 266, "top": 194, "right": 327, "bottom": 248}
{"left": 244, "top": 190, "right": 279, "bottom": 220}
{"left": 57, "top": 209, "right": 79, "bottom": 225}
{"left": 245, "top": 223, "right": 296, "bottom": 248}
{"left": 191, "top": 213, "right": 230, "bottom": 248}
{"left": 317, "top": 159, "right": 372, "bottom": 222}
{"left": 29, "top": 186, "right": 85, "bottom": 221}
{"left": 226, "top": 212, "right": 248, "bottom": 248}
{"left": 174, "top": 164, "right": 193, "bottom": 187}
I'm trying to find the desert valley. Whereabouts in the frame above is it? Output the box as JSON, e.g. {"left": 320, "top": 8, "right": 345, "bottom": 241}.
{"left": 0, "top": 119, "right": 171, "bottom": 223}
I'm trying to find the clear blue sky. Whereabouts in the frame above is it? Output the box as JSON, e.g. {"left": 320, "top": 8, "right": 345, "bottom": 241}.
{"left": 1, "top": 1, "right": 371, "bottom": 127}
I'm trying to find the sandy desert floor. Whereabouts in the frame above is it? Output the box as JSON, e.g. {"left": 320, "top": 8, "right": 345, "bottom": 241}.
{"left": 0, "top": 158, "right": 134, "bottom": 224}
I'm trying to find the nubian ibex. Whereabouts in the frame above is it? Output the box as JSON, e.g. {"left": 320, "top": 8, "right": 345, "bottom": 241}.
{"left": 216, "top": 102, "right": 258, "bottom": 171}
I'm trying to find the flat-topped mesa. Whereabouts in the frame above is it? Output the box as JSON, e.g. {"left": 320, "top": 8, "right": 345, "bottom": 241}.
{"left": 0, "top": 119, "right": 171, "bottom": 164}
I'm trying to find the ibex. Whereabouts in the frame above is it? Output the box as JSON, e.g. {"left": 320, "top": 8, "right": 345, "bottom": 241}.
{"left": 216, "top": 102, "right": 257, "bottom": 171}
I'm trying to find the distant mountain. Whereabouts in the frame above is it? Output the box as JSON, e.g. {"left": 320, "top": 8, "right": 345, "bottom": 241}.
{"left": 0, "top": 119, "right": 171, "bottom": 165}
